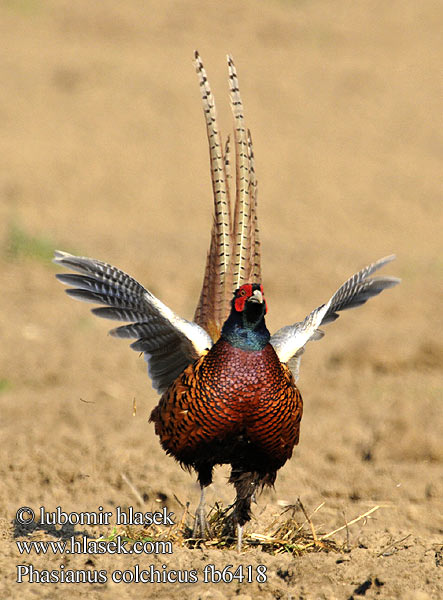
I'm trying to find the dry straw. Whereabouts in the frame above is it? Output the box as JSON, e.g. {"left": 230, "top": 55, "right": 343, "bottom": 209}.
{"left": 108, "top": 482, "right": 381, "bottom": 556}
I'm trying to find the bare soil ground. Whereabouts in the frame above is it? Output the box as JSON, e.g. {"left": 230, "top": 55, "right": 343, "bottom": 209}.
{"left": 0, "top": 1, "right": 442, "bottom": 598}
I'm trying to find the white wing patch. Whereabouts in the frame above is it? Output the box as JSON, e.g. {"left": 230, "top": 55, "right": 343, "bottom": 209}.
{"left": 145, "top": 291, "right": 212, "bottom": 356}
{"left": 271, "top": 303, "right": 330, "bottom": 364}
{"left": 54, "top": 251, "right": 212, "bottom": 394}
{"left": 271, "top": 256, "right": 400, "bottom": 374}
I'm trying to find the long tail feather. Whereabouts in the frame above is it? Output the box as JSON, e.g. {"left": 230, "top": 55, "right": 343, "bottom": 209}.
{"left": 224, "top": 134, "right": 232, "bottom": 187}
{"left": 228, "top": 54, "right": 253, "bottom": 290}
{"left": 194, "top": 53, "right": 263, "bottom": 339}
{"left": 193, "top": 51, "right": 232, "bottom": 340}
{"left": 247, "top": 129, "right": 261, "bottom": 283}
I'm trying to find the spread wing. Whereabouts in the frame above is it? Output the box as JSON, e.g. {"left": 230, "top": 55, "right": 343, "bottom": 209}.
{"left": 54, "top": 251, "right": 212, "bottom": 394}
{"left": 271, "top": 255, "right": 400, "bottom": 380}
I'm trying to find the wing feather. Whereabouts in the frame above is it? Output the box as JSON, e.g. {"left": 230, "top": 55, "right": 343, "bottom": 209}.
{"left": 271, "top": 255, "right": 400, "bottom": 373}
{"left": 54, "top": 250, "right": 212, "bottom": 393}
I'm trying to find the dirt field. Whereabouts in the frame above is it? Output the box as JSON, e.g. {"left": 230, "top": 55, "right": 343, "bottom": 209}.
{"left": 1, "top": 1, "right": 442, "bottom": 598}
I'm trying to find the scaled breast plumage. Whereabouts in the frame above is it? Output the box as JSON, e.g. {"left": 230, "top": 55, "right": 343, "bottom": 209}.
{"left": 150, "top": 339, "right": 302, "bottom": 467}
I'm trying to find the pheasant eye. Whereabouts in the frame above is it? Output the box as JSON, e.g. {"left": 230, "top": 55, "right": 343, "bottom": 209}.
{"left": 239, "top": 290, "right": 246, "bottom": 297}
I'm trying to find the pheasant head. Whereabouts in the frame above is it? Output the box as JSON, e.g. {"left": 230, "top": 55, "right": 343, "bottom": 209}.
{"left": 221, "top": 283, "right": 270, "bottom": 351}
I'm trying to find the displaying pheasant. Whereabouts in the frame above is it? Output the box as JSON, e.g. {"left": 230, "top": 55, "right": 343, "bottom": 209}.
{"left": 54, "top": 52, "right": 400, "bottom": 550}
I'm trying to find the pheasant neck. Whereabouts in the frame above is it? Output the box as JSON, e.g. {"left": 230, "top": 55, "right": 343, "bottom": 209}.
{"left": 221, "top": 306, "right": 270, "bottom": 351}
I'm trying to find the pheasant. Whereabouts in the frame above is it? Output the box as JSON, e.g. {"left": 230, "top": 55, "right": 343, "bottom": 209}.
{"left": 54, "top": 52, "right": 400, "bottom": 550}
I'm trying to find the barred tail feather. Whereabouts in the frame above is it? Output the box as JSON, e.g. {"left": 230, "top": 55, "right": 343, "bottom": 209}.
{"left": 247, "top": 129, "right": 261, "bottom": 283}
{"left": 228, "top": 54, "right": 252, "bottom": 291}
{"left": 194, "top": 53, "right": 263, "bottom": 337}
{"left": 193, "top": 51, "right": 232, "bottom": 339}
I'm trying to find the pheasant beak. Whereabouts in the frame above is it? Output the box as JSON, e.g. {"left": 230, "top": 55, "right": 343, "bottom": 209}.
{"left": 249, "top": 289, "right": 264, "bottom": 304}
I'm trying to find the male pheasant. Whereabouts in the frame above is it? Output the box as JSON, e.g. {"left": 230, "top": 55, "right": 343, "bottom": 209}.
{"left": 54, "top": 52, "right": 400, "bottom": 550}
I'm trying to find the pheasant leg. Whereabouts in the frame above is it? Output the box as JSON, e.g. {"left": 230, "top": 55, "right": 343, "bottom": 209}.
{"left": 237, "top": 523, "right": 243, "bottom": 553}
{"left": 192, "top": 486, "right": 208, "bottom": 538}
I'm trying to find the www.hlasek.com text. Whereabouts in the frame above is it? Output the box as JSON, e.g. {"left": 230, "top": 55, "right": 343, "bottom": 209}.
{"left": 17, "top": 535, "right": 172, "bottom": 557}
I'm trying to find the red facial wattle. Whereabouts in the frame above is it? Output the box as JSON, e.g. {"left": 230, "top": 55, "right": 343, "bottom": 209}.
{"left": 234, "top": 284, "right": 253, "bottom": 312}
{"left": 234, "top": 284, "right": 267, "bottom": 314}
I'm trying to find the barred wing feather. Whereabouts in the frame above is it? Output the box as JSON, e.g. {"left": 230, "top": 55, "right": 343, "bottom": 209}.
{"left": 271, "top": 255, "right": 400, "bottom": 378}
{"left": 54, "top": 251, "right": 213, "bottom": 393}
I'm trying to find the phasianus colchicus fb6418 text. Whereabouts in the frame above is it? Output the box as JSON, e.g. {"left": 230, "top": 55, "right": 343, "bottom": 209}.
{"left": 54, "top": 52, "right": 400, "bottom": 550}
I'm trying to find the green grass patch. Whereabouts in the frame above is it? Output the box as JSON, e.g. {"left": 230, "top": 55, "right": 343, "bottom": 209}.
{"left": 3, "top": 0, "right": 41, "bottom": 15}
{"left": 0, "top": 379, "right": 12, "bottom": 393}
{"left": 4, "top": 223, "right": 55, "bottom": 262}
